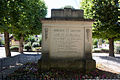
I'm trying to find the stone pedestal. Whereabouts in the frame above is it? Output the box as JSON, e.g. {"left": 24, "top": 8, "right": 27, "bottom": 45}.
{"left": 38, "top": 8, "right": 96, "bottom": 72}
{"left": 38, "top": 58, "right": 95, "bottom": 73}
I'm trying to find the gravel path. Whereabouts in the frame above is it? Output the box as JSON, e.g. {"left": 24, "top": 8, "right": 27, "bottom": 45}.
{"left": 93, "top": 53, "right": 120, "bottom": 74}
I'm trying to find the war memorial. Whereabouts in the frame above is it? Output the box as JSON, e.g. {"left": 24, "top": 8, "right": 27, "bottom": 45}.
{"left": 39, "top": 8, "right": 96, "bottom": 72}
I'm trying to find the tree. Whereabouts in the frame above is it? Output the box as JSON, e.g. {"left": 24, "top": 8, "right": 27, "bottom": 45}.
{"left": 0, "top": 0, "right": 14, "bottom": 57}
{"left": 80, "top": 0, "right": 93, "bottom": 19}
{"left": 12, "top": 0, "right": 47, "bottom": 53}
{"left": 81, "top": 0, "right": 120, "bottom": 57}
{"left": 92, "top": 0, "right": 120, "bottom": 57}
{"left": 0, "top": 0, "right": 47, "bottom": 56}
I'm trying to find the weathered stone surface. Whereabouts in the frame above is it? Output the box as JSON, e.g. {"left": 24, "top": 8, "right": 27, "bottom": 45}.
{"left": 51, "top": 8, "right": 84, "bottom": 19}
{"left": 39, "top": 59, "right": 84, "bottom": 71}
{"left": 85, "top": 59, "right": 96, "bottom": 73}
{"left": 38, "top": 59, "right": 96, "bottom": 73}
{"left": 50, "top": 27, "right": 84, "bottom": 59}
{"left": 40, "top": 8, "right": 96, "bottom": 72}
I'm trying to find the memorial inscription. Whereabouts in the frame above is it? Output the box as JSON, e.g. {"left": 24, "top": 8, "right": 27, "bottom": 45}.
{"left": 50, "top": 27, "right": 84, "bottom": 58}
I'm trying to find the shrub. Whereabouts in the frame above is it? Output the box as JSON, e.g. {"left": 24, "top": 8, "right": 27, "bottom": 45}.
{"left": 39, "top": 40, "right": 42, "bottom": 47}
{"left": 26, "top": 36, "right": 36, "bottom": 44}
{"left": 24, "top": 35, "right": 42, "bottom": 51}
{"left": 32, "top": 42, "right": 40, "bottom": 48}
{"left": 93, "top": 39, "right": 98, "bottom": 45}
{"left": 24, "top": 42, "right": 31, "bottom": 51}
{"left": 115, "top": 46, "right": 120, "bottom": 54}
{"left": 93, "top": 39, "right": 98, "bottom": 48}
{"left": 38, "top": 37, "right": 42, "bottom": 47}
{"left": 0, "top": 38, "right": 4, "bottom": 46}
{"left": 10, "top": 46, "right": 19, "bottom": 52}
{"left": 101, "top": 49, "right": 109, "bottom": 53}
{"left": 93, "top": 48, "right": 109, "bottom": 53}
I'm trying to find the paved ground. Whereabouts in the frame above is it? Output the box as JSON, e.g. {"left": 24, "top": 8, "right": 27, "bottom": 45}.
{"left": 0, "top": 53, "right": 41, "bottom": 79}
{"left": 0, "top": 47, "right": 6, "bottom": 58}
{"left": 0, "top": 47, "right": 41, "bottom": 58}
{"left": 93, "top": 53, "right": 120, "bottom": 74}
{"left": 0, "top": 47, "right": 41, "bottom": 79}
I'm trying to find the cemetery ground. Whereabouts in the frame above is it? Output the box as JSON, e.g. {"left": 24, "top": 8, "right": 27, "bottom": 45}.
{"left": 1, "top": 47, "right": 120, "bottom": 79}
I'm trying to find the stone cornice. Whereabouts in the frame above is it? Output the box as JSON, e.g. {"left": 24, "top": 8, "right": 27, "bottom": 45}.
{"left": 42, "top": 20, "right": 93, "bottom": 28}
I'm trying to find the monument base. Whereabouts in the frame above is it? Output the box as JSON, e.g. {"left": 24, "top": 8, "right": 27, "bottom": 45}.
{"left": 38, "top": 58, "right": 96, "bottom": 73}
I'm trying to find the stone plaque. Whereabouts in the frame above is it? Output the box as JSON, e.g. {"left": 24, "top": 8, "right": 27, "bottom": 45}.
{"left": 49, "top": 27, "right": 84, "bottom": 59}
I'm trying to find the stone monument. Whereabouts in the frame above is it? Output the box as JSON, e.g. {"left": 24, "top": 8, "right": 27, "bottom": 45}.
{"left": 38, "top": 8, "right": 96, "bottom": 72}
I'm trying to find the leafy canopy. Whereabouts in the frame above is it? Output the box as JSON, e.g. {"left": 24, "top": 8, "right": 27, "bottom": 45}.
{"left": 0, "top": 0, "right": 47, "bottom": 39}
{"left": 12, "top": 0, "right": 47, "bottom": 39}
{"left": 92, "top": 0, "right": 120, "bottom": 39}
{"left": 0, "top": 0, "right": 15, "bottom": 32}
{"left": 81, "top": 0, "right": 120, "bottom": 39}
{"left": 80, "top": 0, "right": 93, "bottom": 19}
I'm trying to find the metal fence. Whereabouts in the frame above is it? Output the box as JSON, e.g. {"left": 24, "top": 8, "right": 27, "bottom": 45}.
{"left": 0, "top": 53, "right": 41, "bottom": 80}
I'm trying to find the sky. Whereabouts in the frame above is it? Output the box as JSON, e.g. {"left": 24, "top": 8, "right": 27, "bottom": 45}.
{"left": 44, "top": 0, "right": 81, "bottom": 17}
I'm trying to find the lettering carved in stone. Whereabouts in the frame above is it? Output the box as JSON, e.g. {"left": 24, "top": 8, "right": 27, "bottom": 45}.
{"left": 52, "top": 28, "right": 82, "bottom": 54}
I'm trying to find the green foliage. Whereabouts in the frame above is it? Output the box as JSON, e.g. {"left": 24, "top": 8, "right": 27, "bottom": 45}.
{"left": 81, "top": 0, "right": 120, "bottom": 56}
{"left": 38, "top": 38, "right": 42, "bottom": 47}
{"left": 0, "top": 0, "right": 47, "bottom": 39}
{"left": 25, "top": 35, "right": 41, "bottom": 44}
{"left": 93, "top": 39, "right": 98, "bottom": 45}
{"left": 10, "top": 46, "right": 19, "bottom": 52}
{"left": 10, "top": 46, "right": 19, "bottom": 49}
{"left": 32, "top": 42, "right": 40, "bottom": 48}
{"left": 24, "top": 42, "right": 31, "bottom": 51}
{"left": 92, "top": 39, "right": 98, "bottom": 48}
{"left": 24, "top": 35, "right": 41, "bottom": 51}
{"left": 0, "top": 38, "right": 4, "bottom": 45}
{"left": 92, "top": 0, "right": 120, "bottom": 39}
{"left": 26, "top": 36, "right": 36, "bottom": 44}
{"left": 37, "top": 35, "right": 42, "bottom": 46}
{"left": 81, "top": 0, "right": 120, "bottom": 39}
{"left": 115, "top": 46, "right": 120, "bottom": 54}
{"left": 0, "top": 0, "right": 14, "bottom": 32}
{"left": 11, "top": 0, "right": 47, "bottom": 39}
{"left": 80, "top": 0, "right": 93, "bottom": 19}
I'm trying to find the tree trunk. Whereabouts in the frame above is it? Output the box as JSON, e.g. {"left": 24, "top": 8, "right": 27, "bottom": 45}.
{"left": 108, "top": 38, "right": 115, "bottom": 57}
{"left": 4, "top": 32, "right": 11, "bottom": 57}
{"left": 19, "top": 36, "right": 24, "bottom": 53}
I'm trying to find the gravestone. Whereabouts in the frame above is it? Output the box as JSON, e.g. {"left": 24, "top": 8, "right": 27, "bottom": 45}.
{"left": 38, "top": 8, "right": 96, "bottom": 72}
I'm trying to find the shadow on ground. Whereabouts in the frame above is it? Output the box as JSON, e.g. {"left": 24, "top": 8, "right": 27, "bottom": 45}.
{"left": 99, "top": 56, "right": 120, "bottom": 64}
{"left": 5, "top": 62, "right": 119, "bottom": 79}
{"left": 22, "top": 54, "right": 41, "bottom": 56}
